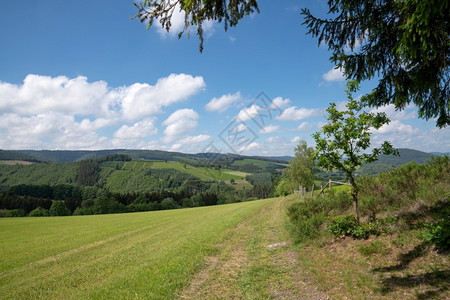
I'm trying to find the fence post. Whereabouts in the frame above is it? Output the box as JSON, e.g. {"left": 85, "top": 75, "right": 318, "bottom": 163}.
{"left": 329, "top": 179, "right": 332, "bottom": 191}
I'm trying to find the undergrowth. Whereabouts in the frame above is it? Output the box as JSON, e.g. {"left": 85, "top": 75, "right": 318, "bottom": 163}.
{"left": 288, "top": 156, "right": 449, "bottom": 248}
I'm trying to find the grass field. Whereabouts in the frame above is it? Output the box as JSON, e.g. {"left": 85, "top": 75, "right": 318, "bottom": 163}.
{"left": 123, "top": 160, "right": 249, "bottom": 180}
{"left": 0, "top": 199, "right": 275, "bottom": 299}
{"left": 231, "top": 158, "right": 288, "bottom": 167}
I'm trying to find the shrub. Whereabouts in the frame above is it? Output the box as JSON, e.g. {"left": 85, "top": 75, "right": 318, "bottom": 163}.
{"left": 29, "top": 207, "right": 50, "bottom": 217}
{"left": 327, "top": 215, "right": 358, "bottom": 237}
{"left": 423, "top": 204, "right": 450, "bottom": 250}
{"left": 49, "top": 200, "right": 71, "bottom": 216}
{"left": 0, "top": 209, "right": 26, "bottom": 217}
{"left": 161, "top": 197, "right": 179, "bottom": 210}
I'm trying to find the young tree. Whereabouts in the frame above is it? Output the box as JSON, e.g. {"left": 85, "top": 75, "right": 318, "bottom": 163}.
{"left": 312, "top": 81, "right": 398, "bottom": 221}
{"left": 286, "top": 140, "right": 315, "bottom": 191}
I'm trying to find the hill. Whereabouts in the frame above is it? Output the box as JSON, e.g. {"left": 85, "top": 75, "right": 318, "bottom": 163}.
{"left": 357, "top": 148, "right": 436, "bottom": 176}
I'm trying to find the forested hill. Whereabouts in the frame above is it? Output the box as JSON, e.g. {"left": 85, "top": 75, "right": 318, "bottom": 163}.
{"left": 2, "top": 149, "right": 289, "bottom": 164}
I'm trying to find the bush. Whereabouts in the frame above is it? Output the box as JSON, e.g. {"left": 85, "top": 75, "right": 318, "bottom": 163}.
{"left": 0, "top": 209, "right": 26, "bottom": 217}
{"left": 49, "top": 200, "right": 71, "bottom": 216}
{"left": 29, "top": 207, "right": 49, "bottom": 217}
{"left": 161, "top": 197, "right": 179, "bottom": 210}
{"left": 328, "top": 215, "right": 358, "bottom": 237}
{"left": 423, "top": 204, "right": 450, "bottom": 250}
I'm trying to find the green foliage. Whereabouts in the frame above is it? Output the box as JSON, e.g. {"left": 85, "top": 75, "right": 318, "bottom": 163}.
{"left": 133, "top": 0, "right": 259, "bottom": 52}
{"left": 0, "top": 162, "right": 78, "bottom": 187}
{"left": 28, "top": 207, "right": 50, "bottom": 217}
{"left": 423, "top": 204, "right": 450, "bottom": 250}
{"left": 160, "top": 197, "right": 179, "bottom": 210}
{"left": 78, "top": 159, "right": 100, "bottom": 186}
{"left": 313, "top": 81, "right": 397, "bottom": 177}
{"left": 328, "top": 215, "right": 358, "bottom": 237}
{"left": 283, "top": 140, "right": 315, "bottom": 191}
{"left": 302, "top": 0, "right": 450, "bottom": 127}
{"left": 246, "top": 173, "right": 272, "bottom": 186}
{"left": 313, "top": 81, "right": 397, "bottom": 220}
{"left": 0, "top": 209, "right": 26, "bottom": 217}
{"left": 49, "top": 201, "right": 71, "bottom": 216}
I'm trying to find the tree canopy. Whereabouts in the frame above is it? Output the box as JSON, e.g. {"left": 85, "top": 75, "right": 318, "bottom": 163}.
{"left": 302, "top": 0, "right": 449, "bottom": 127}
{"left": 313, "top": 81, "right": 398, "bottom": 220}
{"left": 134, "top": 1, "right": 449, "bottom": 127}
{"left": 132, "top": 0, "right": 259, "bottom": 52}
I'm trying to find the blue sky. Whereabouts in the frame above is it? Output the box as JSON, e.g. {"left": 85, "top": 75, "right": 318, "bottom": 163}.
{"left": 0, "top": 0, "right": 448, "bottom": 156}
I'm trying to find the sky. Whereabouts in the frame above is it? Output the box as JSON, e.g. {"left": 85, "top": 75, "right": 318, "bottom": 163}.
{"left": 0, "top": 0, "right": 448, "bottom": 156}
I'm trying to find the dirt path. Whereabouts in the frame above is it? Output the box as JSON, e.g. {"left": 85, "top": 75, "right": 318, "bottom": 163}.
{"left": 179, "top": 196, "right": 329, "bottom": 299}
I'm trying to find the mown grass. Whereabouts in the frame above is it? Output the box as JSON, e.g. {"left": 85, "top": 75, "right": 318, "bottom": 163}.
{"left": 232, "top": 158, "right": 287, "bottom": 167}
{"left": 0, "top": 199, "right": 270, "bottom": 299}
{"left": 123, "top": 160, "right": 249, "bottom": 181}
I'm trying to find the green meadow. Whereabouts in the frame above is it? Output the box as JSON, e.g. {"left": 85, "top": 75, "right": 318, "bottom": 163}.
{"left": 123, "top": 160, "right": 249, "bottom": 180}
{"left": 0, "top": 199, "right": 272, "bottom": 299}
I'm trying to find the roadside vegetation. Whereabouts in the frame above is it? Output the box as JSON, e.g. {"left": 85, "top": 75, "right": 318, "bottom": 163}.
{"left": 286, "top": 156, "right": 449, "bottom": 298}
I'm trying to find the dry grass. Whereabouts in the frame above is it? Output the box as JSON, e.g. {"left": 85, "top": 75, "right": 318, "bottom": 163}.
{"left": 296, "top": 233, "right": 449, "bottom": 299}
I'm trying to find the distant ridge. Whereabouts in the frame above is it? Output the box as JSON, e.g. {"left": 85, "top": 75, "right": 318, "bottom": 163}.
{"left": 0, "top": 148, "right": 444, "bottom": 166}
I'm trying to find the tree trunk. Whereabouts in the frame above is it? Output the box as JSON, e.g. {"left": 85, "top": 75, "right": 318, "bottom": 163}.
{"left": 348, "top": 173, "right": 359, "bottom": 222}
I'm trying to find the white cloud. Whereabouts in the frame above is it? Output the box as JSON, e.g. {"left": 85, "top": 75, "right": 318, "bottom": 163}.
{"left": 113, "top": 118, "right": 157, "bottom": 140}
{"left": 239, "top": 142, "right": 260, "bottom": 153}
{"left": 371, "top": 104, "right": 416, "bottom": 121}
{"left": 265, "top": 136, "right": 284, "bottom": 143}
{"left": 323, "top": 67, "right": 345, "bottom": 82}
{"left": 0, "top": 74, "right": 205, "bottom": 150}
{"left": 259, "top": 124, "right": 279, "bottom": 134}
{"left": 170, "top": 135, "right": 211, "bottom": 152}
{"left": 271, "top": 97, "right": 290, "bottom": 109}
{"left": 163, "top": 108, "right": 199, "bottom": 141}
{"left": 121, "top": 73, "right": 205, "bottom": 121}
{"left": 179, "top": 134, "right": 211, "bottom": 144}
{"left": 277, "top": 106, "right": 320, "bottom": 121}
{"left": 295, "top": 122, "right": 312, "bottom": 132}
{"left": 291, "top": 136, "right": 301, "bottom": 143}
{"left": 237, "top": 104, "right": 260, "bottom": 122}
{"left": 205, "top": 91, "right": 242, "bottom": 112}
{"left": 375, "top": 120, "right": 418, "bottom": 135}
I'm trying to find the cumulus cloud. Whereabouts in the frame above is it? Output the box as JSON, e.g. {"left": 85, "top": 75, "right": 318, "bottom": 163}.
{"left": 205, "top": 91, "right": 242, "bottom": 112}
{"left": 259, "top": 124, "right": 279, "bottom": 134}
{"left": 291, "top": 136, "right": 301, "bottom": 143}
{"left": 277, "top": 106, "right": 320, "bottom": 121}
{"left": 265, "top": 136, "right": 284, "bottom": 143}
{"left": 121, "top": 73, "right": 205, "bottom": 121}
{"left": 170, "top": 134, "right": 211, "bottom": 151}
{"left": 113, "top": 118, "right": 158, "bottom": 140}
{"left": 370, "top": 104, "right": 416, "bottom": 121}
{"left": 237, "top": 104, "right": 260, "bottom": 122}
{"left": 239, "top": 142, "right": 260, "bottom": 152}
{"left": 163, "top": 108, "right": 199, "bottom": 142}
{"left": 295, "top": 122, "right": 312, "bottom": 132}
{"left": 0, "top": 73, "right": 205, "bottom": 149}
{"left": 271, "top": 97, "right": 291, "bottom": 109}
{"left": 323, "top": 67, "right": 345, "bottom": 82}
